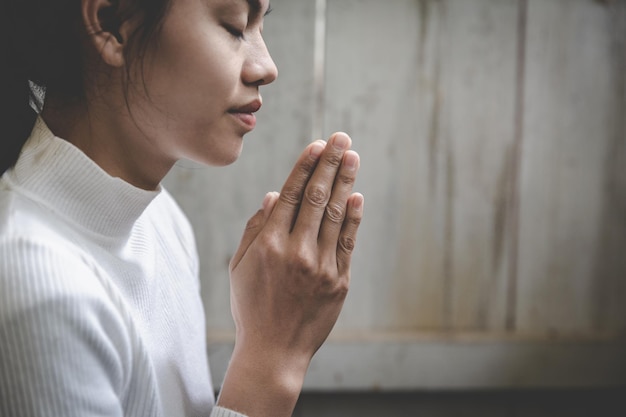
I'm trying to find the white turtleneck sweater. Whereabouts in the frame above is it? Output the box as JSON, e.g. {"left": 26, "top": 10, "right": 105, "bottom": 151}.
{"left": 0, "top": 118, "right": 246, "bottom": 417}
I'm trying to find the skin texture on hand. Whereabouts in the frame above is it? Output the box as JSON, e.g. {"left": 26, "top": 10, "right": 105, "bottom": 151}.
{"left": 217, "top": 132, "right": 364, "bottom": 417}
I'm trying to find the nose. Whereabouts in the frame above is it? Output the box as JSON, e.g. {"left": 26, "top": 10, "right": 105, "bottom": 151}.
{"left": 243, "top": 37, "right": 278, "bottom": 86}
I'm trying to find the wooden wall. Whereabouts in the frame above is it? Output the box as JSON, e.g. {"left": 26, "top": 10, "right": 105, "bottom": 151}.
{"left": 163, "top": 0, "right": 626, "bottom": 395}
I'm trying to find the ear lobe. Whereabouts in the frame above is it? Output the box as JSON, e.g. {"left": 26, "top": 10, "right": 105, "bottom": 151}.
{"left": 81, "top": 0, "right": 127, "bottom": 67}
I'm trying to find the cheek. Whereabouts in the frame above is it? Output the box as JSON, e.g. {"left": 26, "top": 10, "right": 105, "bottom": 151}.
{"left": 148, "top": 44, "right": 239, "bottom": 119}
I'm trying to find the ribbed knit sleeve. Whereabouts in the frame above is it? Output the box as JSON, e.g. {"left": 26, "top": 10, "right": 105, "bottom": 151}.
{"left": 210, "top": 406, "right": 248, "bottom": 417}
{"left": 0, "top": 237, "right": 137, "bottom": 417}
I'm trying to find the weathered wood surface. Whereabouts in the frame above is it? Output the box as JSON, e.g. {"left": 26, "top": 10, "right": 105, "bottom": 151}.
{"left": 163, "top": 0, "right": 626, "bottom": 389}
{"left": 208, "top": 337, "right": 626, "bottom": 390}
{"left": 516, "top": 0, "right": 626, "bottom": 334}
{"left": 323, "top": 0, "right": 522, "bottom": 331}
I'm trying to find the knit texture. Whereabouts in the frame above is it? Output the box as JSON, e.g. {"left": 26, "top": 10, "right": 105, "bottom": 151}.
{"left": 0, "top": 118, "right": 245, "bottom": 417}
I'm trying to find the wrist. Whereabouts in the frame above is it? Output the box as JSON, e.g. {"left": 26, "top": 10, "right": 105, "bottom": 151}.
{"left": 216, "top": 342, "right": 310, "bottom": 417}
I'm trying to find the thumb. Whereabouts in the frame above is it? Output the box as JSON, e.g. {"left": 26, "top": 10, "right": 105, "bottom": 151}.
{"left": 230, "top": 191, "right": 280, "bottom": 271}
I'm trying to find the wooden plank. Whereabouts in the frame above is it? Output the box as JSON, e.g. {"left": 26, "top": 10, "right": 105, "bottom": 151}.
{"left": 437, "top": 0, "right": 519, "bottom": 330}
{"left": 323, "top": 0, "right": 445, "bottom": 329}
{"left": 159, "top": 0, "right": 626, "bottom": 393}
{"left": 323, "top": 0, "right": 519, "bottom": 331}
{"left": 516, "top": 0, "right": 626, "bottom": 334}
{"left": 592, "top": 0, "right": 626, "bottom": 333}
{"left": 162, "top": 0, "right": 318, "bottom": 332}
{"left": 207, "top": 337, "right": 626, "bottom": 390}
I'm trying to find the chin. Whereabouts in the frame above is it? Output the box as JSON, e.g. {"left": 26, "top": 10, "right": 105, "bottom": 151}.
{"left": 193, "top": 146, "right": 243, "bottom": 167}
{"left": 186, "top": 130, "right": 245, "bottom": 167}
{"left": 213, "top": 154, "right": 241, "bottom": 167}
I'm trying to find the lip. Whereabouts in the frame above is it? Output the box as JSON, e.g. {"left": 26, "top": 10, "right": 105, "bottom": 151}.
{"left": 229, "top": 99, "right": 262, "bottom": 131}
{"left": 231, "top": 99, "right": 262, "bottom": 114}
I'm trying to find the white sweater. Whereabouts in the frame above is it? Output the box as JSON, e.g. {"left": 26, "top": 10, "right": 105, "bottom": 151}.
{"left": 0, "top": 118, "right": 246, "bottom": 417}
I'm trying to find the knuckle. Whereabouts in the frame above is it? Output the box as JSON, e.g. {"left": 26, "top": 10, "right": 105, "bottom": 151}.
{"left": 319, "top": 275, "right": 336, "bottom": 292}
{"left": 335, "top": 279, "right": 350, "bottom": 298}
{"left": 258, "top": 232, "right": 282, "bottom": 258}
{"left": 293, "top": 249, "right": 317, "bottom": 276}
{"left": 304, "top": 184, "right": 329, "bottom": 207}
{"left": 339, "top": 235, "right": 356, "bottom": 253}
{"left": 347, "top": 213, "right": 362, "bottom": 228}
{"left": 312, "top": 267, "right": 336, "bottom": 293}
{"left": 317, "top": 259, "right": 338, "bottom": 281}
{"left": 324, "top": 202, "right": 345, "bottom": 224}
{"left": 336, "top": 171, "right": 356, "bottom": 187}
{"left": 280, "top": 185, "right": 302, "bottom": 207}
{"left": 299, "top": 156, "right": 318, "bottom": 173}
{"left": 324, "top": 151, "right": 344, "bottom": 168}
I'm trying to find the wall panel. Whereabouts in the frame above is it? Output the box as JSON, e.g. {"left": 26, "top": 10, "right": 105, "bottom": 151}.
{"left": 162, "top": 0, "right": 626, "bottom": 391}
{"left": 516, "top": 0, "right": 626, "bottom": 334}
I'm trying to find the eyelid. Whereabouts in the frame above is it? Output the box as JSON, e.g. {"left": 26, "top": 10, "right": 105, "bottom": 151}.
{"left": 224, "top": 23, "right": 245, "bottom": 40}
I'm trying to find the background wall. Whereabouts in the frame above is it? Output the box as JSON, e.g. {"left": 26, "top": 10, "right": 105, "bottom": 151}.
{"left": 163, "top": 0, "right": 626, "bottom": 414}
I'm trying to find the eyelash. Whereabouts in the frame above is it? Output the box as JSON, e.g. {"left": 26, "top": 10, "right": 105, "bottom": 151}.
{"left": 224, "top": 24, "right": 245, "bottom": 40}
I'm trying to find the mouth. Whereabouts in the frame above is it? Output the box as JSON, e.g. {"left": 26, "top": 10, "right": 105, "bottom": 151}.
{"left": 228, "top": 99, "right": 262, "bottom": 131}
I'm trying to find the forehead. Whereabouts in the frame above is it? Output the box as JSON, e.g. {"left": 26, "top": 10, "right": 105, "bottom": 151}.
{"left": 209, "top": 0, "right": 270, "bottom": 15}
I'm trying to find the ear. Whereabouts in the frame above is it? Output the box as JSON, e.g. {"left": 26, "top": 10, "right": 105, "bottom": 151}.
{"left": 81, "top": 0, "right": 128, "bottom": 67}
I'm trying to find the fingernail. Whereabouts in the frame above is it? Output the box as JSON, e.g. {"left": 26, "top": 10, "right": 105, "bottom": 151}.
{"left": 352, "top": 193, "right": 364, "bottom": 211}
{"left": 310, "top": 141, "right": 325, "bottom": 158}
{"left": 332, "top": 133, "right": 351, "bottom": 150}
{"left": 262, "top": 192, "right": 274, "bottom": 210}
{"left": 343, "top": 151, "right": 359, "bottom": 170}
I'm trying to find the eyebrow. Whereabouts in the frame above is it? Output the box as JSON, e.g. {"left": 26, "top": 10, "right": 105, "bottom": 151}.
{"left": 245, "top": 0, "right": 272, "bottom": 17}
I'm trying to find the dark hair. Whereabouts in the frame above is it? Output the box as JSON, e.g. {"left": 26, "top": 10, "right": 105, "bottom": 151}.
{"left": 0, "top": 0, "right": 171, "bottom": 175}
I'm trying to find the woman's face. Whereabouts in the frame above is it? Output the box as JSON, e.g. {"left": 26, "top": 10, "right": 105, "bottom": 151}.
{"left": 125, "top": 0, "right": 277, "bottom": 167}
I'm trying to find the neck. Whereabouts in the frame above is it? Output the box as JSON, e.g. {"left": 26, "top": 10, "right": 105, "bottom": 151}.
{"left": 41, "top": 92, "right": 174, "bottom": 191}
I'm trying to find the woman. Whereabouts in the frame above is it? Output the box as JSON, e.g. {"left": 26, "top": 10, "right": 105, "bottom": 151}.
{"left": 0, "top": 0, "right": 363, "bottom": 416}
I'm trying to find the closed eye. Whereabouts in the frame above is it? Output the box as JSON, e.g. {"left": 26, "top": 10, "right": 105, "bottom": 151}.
{"left": 224, "top": 24, "right": 245, "bottom": 40}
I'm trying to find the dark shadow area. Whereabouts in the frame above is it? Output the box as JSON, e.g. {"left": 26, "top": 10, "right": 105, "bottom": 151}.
{"left": 294, "top": 388, "right": 626, "bottom": 417}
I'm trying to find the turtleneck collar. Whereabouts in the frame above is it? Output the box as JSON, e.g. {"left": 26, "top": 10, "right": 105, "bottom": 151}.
{"left": 4, "top": 116, "right": 161, "bottom": 241}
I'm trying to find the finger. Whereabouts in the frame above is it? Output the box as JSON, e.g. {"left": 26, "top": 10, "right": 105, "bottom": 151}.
{"left": 318, "top": 150, "right": 360, "bottom": 255}
{"left": 336, "top": 193, "right": 364, "bottom": 275}
{"left": 291, "top": 132, "right": 352, "bottom": 239}
{"left": 266, "top": 140, "right": 326, "bottom": 232}
{"left": 262, "top": 191, "right": 280, "bottom": 216}
{"left": 230, "top": 191, "right": 280, "bottom": 271}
